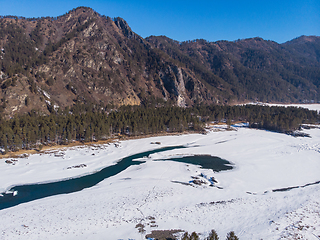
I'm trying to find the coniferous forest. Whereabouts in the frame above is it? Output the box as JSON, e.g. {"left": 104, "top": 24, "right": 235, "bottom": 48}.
{"left": 0, "top": 7, "right": 319, "bottom": 153}
{"left": 0, "top": 103, "right": 319, "bottom": 153}
{"left": 0, "top": 7, "right": 320, "bottom": 120}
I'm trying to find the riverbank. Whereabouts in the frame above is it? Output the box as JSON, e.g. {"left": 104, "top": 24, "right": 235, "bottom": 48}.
{"left": 1, "top": 126, "right": 320, "bottom": 239}
{"left": 0, "top": 130, "right": 202, "bottom": 159}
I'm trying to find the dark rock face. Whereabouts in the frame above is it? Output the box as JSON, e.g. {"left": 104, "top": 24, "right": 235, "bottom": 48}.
{"left": 114, "top": 17, "right": 136, "bottom": 39}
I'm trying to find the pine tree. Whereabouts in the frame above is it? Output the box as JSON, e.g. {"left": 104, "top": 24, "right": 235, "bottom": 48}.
{"left": 190, "top": 232, "right": 200, "bottom": 240}
{"left": 0, "top": 133, "right": 8, "bottom": 153}
{"left": 206, "top": 229, "right": 219, "bottom": 240}
{"left": 182, "top": 232, "right": 190, "bottom": 240}
{"left": 226, "top": 231, "right": 239, "bottom": 240}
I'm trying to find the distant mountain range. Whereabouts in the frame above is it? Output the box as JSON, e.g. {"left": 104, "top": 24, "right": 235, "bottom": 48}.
{"left": 0, "top": 7, "right": 319, "bottom": 117}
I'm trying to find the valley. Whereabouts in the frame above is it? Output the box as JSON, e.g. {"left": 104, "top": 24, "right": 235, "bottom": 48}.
{"left": 0, "top": 124, "right": 320, "bottom": 239}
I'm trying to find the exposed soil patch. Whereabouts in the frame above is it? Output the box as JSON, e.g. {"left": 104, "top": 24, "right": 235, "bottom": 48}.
{"left": 145, "top": 229, "right": 183, "bottom": 240}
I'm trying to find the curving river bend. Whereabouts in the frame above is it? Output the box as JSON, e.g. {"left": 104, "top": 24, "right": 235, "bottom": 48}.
{"left": 0, "top": 146, "right": 232, "bottom": 210}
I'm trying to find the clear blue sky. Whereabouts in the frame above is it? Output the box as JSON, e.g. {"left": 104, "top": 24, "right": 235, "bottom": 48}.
{"left": 0, "top": 0, "right": 319, "bottom": 43}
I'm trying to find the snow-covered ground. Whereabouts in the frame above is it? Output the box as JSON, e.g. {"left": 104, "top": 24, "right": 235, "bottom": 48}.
{"left": 247, "top": 102, "right": 320, "bottom": 113}
{"left": 1, "top": 125, "right": 320, "bottom": 239}
{"left": 267, "top": 103, "right": 320, "bottom": 113}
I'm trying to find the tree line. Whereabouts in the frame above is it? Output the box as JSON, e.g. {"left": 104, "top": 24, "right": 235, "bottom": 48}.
{"left": 192, "top": 104, "right": 319, "bottom": 132}
{"left": 0, "top": 103, "right": 319, "bottom": 153}
{"left": 145, "top": 229, "right": 238, "bottom": 240}
{"left": 0, "top": 104, "right": 202, "bottom": 152}
{"left": 182, "top": 229, "right": 239, "bottom": 240}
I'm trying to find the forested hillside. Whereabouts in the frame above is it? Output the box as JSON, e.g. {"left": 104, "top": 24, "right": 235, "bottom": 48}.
{"left": 0, "top": 7, "right": 319, "bottom": 119}
{"left": 0, "top": 7, "right": 319, "bottom": 153}
{"left": 146, "top": 35, "right": 320, "bottom": 103}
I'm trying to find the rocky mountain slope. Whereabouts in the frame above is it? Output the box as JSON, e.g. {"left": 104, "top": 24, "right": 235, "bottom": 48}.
{"left": 147, "top": 35, "right": 320, "bottom": 103}
{"left": 0, "top": 7, "right": 319, "bottom": 117}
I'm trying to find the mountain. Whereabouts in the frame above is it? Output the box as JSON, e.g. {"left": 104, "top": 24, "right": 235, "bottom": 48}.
{"left": 146, "top": 36, "right": 320, "bottom": 103}
{"left": 0, "top": 7, "right": 319, "bottom": 117}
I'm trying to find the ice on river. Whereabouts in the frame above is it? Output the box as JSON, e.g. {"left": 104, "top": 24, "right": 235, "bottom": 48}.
{"left": 0, "top": 125, "right": 320, "bottom": 239}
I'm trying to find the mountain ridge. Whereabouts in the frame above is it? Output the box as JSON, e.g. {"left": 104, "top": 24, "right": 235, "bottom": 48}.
{"left": 0, "top": 7, "right": 319, "bottom": 117}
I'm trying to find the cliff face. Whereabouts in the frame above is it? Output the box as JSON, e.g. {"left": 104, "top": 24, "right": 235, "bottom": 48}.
{"left": 0, "top": 7, "right": 319, "bottom": 117}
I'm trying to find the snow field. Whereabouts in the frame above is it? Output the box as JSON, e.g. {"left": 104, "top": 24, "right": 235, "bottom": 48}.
{"left": 0, "top": 126, "right": 320, "bottom": 239}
